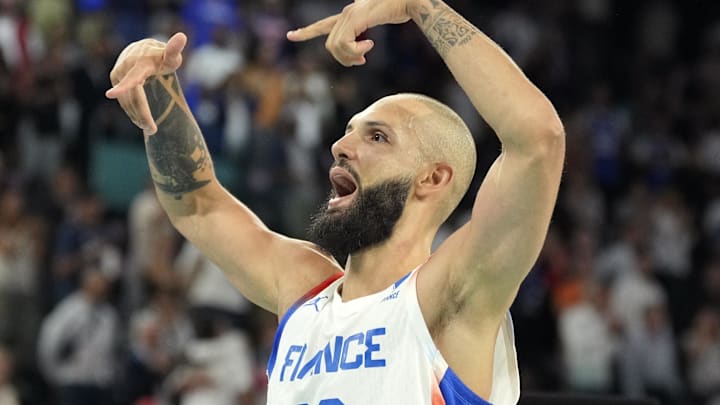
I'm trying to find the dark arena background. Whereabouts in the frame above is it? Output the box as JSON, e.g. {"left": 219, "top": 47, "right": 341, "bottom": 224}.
{"left": 1, "top": 0, "right": 719, "bottom": 404}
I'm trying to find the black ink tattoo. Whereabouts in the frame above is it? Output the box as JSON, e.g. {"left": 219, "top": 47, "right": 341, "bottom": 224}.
{"left": 417, "top": 1, "right": 477, "bottom": 57}
{"left": 143, "top": 74, "right": 211, "bottom": 200}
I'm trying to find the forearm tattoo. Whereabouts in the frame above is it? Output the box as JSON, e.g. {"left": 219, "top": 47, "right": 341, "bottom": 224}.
{"left": 416, "top": 0, "right": 477, "bottom": 57}
{"left": 143, "top": 74, "right": 211, "bottom": 200}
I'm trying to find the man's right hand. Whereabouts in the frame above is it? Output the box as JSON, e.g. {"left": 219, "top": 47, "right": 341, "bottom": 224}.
{"left": 106, "top": 32, "right": 187, "bottom": 135}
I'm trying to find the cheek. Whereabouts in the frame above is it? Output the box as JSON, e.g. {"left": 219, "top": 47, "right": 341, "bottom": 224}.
{"left": 357, "top": 147, "right": 418, "bottom": 183}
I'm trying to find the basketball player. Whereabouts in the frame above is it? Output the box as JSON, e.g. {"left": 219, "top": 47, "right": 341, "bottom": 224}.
{"left": 106, "top": 0, "right": 564, "bottom": 403}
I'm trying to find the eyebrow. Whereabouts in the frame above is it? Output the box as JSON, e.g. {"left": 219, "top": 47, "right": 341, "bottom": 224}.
{"left": 345, "top": 120, "right": 394, "bottom": 133}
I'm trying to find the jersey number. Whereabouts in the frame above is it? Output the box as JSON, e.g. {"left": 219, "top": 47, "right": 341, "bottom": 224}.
{"left": 299, "top": 399, "right": 344, "bottom": 405}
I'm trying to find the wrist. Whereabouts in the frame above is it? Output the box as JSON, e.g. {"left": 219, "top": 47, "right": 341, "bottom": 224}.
{"left": 406, "top": 0, "right": 423, "bottom": 20}
{"left": 408, "top": 0, "right": 437, "bottom": 22}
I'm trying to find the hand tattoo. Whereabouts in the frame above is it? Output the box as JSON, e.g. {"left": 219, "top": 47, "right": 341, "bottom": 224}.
{"left": 143, "top": 74, "right": 211, "bottom": 200}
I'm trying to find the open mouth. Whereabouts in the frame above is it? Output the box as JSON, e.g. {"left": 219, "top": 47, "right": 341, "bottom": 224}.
{"left": 328, "top": 166, "right": 358, "bottom": 208}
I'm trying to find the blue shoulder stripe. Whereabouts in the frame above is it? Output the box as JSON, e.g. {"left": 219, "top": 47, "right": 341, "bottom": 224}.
{"left": 439, "top": 367, "right": 493, "bottom": 405}
{"left": 393, "top": 270, "right": 413, "bottom": 289}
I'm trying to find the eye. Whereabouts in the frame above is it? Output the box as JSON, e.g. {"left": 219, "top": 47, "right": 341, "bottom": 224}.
{"left": 371, "top": 131, "right": 388, "bottom": 143}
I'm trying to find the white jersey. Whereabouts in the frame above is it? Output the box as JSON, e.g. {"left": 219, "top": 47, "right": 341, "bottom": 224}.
{"left": 266, "top": 270, "right": 520, "bottom": 405}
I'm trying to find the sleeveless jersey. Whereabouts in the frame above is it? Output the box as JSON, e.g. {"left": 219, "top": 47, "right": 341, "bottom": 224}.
{"left": 266, "top": 270, "right": 520, "bottom": 405}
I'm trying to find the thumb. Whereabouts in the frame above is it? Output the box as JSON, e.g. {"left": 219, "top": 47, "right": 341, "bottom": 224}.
{"left": 354, "top": 39, "right": 375, "bottom": 55}
{"left": 347, "top": 39, "right": 375, "bottom": 65}
{"left": 162, "top": 32, "right": 187, "bottom": 72}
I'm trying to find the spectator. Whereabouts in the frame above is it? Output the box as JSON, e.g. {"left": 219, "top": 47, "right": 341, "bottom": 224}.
{"left": 576, "top": 83, "right": 631, "bottom": 199}
{"left": 622, "top": 303, "right": 684, "bottom": 404}
{"left": 649, "top": 190, "right": 695, "bottom": 330}
{"left": 27, "top": 0, "right": 72, "bottom": 43}
{"left": 684, "top": 308, "right": 720, "bottom": 405}
{"left": 0, "top": 185, "right": 45, "bottom": 368}
{"left": 282, "top": 49, "right": 333, "bottom": 236}
{"left": 125, "top": 181, "right": 175, "bottom": 312}
{"left": 558, "top": 278, "right": 617, "bottom": 393}
{"left": 51, "top": 190, "right": 113, "bottom": 303}
{"left": 163, "top": 314, "right": 255, "bottom": 405}
{"left": 609, "top": 247, "right": 666, "bottom": 337}
{"left": 229, "top": 37, "right": 290, "bottom": 231}
{"left": 184, "top": 25, "right": 244, "bottom": 153}
{"left": 37, "top": 270, "right": 118, "bottom": 405}
{"left": 0, "top": 0, "right": 45, "bottom": 72}
{"left": 247, "top": 0, "right": 289, "bottom": 59}
{"left": 17, "top": 46, "right": 67, "bottom": 181}
{"left": 125, "top": 282, "right": 193, "bottom": 403}
{"left": 594, "top": 218, "right": 645, "bottom": 283}
{"left": 66, "top": 13, "right": 120, "bottom": 178}
{"left": 551, "top": 229, "right": 596, "bottom": 314}
{"left": 175, "top": 240, "right": 252, "bottom": 330}
{"left": 185, "top": 26, "right": 244, "bottom": 93}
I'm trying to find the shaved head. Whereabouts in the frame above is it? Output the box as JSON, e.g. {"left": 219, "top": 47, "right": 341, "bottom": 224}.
{"left": 373, "top": 93, "right": 477, "bottom": 224}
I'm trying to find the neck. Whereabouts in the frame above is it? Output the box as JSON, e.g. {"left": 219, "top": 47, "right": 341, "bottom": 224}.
{"left": 340, "top": 221, "right": 436, "bottom": 301}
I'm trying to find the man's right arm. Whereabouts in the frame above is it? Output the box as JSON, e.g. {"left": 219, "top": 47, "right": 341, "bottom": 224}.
{"left": 107, "top": 34, "right": 340, "bottom": 314}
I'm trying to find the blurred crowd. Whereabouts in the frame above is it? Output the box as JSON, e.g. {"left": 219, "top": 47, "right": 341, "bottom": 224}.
{"left": 1, "top": 0, "right": 720, "bottom": 404}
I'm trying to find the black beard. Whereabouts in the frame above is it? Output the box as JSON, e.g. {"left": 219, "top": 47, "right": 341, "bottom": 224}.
{"left": 307, "top": 177, "right": 413, "bottom": 263}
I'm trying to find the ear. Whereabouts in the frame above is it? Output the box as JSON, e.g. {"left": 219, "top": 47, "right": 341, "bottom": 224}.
{"left": 415, "top": 163, "right": 453, "bottom": 199}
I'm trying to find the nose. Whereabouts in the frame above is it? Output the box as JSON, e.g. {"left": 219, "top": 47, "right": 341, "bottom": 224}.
{"left": 331, "top": 133, "right": 358, "bottom": 161}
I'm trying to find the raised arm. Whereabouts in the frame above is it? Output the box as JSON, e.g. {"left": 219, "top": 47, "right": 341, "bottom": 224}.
{"left": 106, "top": 34, "right": 340, "bottom": 314}
{"left": 410, "top": 0, "right": 565, "bottom": 313}
{"left": 288, "top": 0, "right": 564, "bottom": 315}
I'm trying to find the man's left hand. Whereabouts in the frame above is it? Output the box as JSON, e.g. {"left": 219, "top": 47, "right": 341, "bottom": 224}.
{"left": 286, "top": 0, "right": 418, "bottom": 66}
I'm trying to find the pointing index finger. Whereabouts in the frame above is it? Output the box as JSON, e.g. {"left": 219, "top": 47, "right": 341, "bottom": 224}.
{"left": 287, "top": 14, "right": 339, "bottom": 42}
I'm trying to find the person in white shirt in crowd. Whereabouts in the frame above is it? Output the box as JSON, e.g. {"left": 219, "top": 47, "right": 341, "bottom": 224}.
{"left": 162, "top": 313, "right": 255, "bottom": 405}
{"left": 37, "top": 269, "right": 118, "bottom": 405}
{"left": 558, "top": 278, "right": 618, "bottom": 394}
{"left": 609, "top": 246, "right": 667, "bottom": 337}
{"left": 175, "top": 240, "right": 253, "bottom": 330}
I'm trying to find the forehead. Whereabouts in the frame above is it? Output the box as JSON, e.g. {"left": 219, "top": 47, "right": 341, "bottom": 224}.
{"left": 347, "top": 97, "right": 427, "bottom": 135}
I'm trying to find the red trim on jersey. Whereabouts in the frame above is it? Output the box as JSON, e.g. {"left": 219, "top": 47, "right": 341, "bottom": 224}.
{"left": 298, "top": 271, "right": 344, "bottom": 304}
{"left": 432, "top": 375, "right": 447, "bottom": 405}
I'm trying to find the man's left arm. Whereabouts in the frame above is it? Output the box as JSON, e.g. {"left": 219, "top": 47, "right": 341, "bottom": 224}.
{"left": 409, "top": 0, "right": 565, "bottom": 312}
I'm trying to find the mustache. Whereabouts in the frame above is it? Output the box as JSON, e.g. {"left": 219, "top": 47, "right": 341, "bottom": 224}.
{"left": 331, "top": 159, "right": 361, "bottom": 186}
